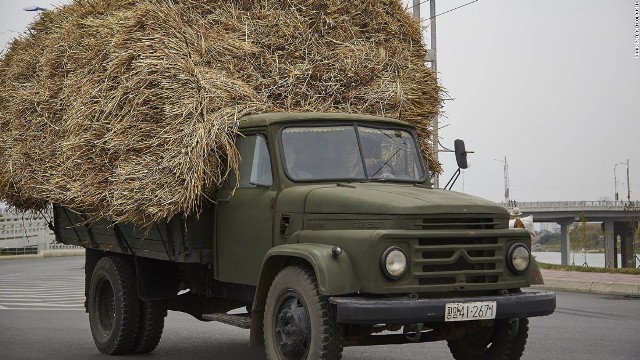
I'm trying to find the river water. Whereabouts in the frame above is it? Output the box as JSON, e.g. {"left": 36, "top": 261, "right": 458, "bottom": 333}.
{"left": 532, "top": 251, "right": 639, "bottom": 268}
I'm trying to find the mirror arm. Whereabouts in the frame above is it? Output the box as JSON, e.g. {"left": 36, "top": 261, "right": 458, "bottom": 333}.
{"left": 438, "top": 140, "right": 454, "bottom": 153}
{"left": 444, "top": 168, "right": 461, "bottom": 190}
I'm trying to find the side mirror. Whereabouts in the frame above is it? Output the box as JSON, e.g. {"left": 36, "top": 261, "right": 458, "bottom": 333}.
{"left": 454, "top": 139, "right": 468, "bottom": 169}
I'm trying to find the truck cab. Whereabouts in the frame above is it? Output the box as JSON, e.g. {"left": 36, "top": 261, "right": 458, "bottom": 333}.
{"left": 55, "top": 112, "right": 555, "bottom": 360}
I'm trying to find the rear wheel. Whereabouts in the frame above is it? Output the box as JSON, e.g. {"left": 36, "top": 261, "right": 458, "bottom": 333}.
{"left": 88, "top": 256, "right": 140, "bottom": 355}
{"left": 264, "top": 266, "right": 343, "bottom": 360}
{"left": 447, "top": 318, "right": 529, "bottom": 360}
{"left": 132, "top": 300, "right": 166, "bottom": 353}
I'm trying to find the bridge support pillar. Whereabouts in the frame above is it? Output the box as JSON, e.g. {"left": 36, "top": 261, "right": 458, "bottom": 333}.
{"left": 616, "top": 221, "right": 637, "bottom": 268}
{"left": 603, "top": 220, "right": 616, "bottom": 268}
{"left": 558, "top": 220, "right": 573, "bottom": 266}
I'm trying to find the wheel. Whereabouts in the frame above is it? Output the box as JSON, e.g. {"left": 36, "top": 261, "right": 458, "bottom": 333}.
{"left": 88, "top": 256, "right": 140, "bottom": 355}
{"left": 131, "top": 300, "right": 166, "bottom": 354}
{"left": 447, "top": 318, "right": 529, "bottom": 360}
{"left": 505, "top": 318, "right": 528, "bottom": 360}
{"left": 264, "top": 266, "right": 343, "bottom": 360}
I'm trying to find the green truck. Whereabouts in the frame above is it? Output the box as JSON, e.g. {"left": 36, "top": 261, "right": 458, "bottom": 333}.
{"left": 54, "top": 112, "right": 555, "bottom": 360}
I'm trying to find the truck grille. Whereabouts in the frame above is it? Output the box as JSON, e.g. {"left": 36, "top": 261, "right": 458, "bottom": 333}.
{"left": 415, "top": 216, "right": 499, "bottom": 230}
{"left": 413, "top": 237, "right": 503, "bottom": 286}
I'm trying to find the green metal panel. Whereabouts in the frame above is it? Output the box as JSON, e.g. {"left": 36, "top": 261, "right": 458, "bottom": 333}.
{"left": 526, "top": 257, "right": 544, "bottom": 285}
{"left": 295, "top": 228, "right": 531, "bottom": 294}
{"left": 261, "top": 244, "right": 359, "bottom": 295}
{"left": 52, "top": 204, "right": 213, "bottom": 263}
{"left": 215, "top": 132, "right": 277, "bottom": 285}
{"left": 215, "top": 187, "right": 276, "bottom": 285}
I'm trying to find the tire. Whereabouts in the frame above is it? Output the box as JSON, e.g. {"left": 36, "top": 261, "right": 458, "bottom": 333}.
{"left": 131, "top": 300, "right": 166, "bottom": 354}
{"left": 264, "top": 266, "right": 343, "bottom": 360}
{"left": 88, "top": 256, "right": 140, "bottom": 355}
{"left": 505, "top": 318, "right": 529, "bottom": 360}
{"left": 447, "top": 318, "right": 529, "bottom": 360}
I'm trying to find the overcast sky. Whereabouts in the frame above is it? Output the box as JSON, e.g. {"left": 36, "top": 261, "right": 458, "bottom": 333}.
{"left": 1, "top": 0, "right": 639, "bottom": 205}
{"left": 409, "top": 0, "right": 640, "bottom": 203}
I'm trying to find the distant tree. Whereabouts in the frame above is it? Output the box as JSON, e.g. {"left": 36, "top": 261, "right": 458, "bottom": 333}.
{"left": 539, "top": 233, "right": 559, "bottom": 246}
{"left": 570, "top": 213, "right": 588, "bottom": 251}
{"left": 624, "top": 202, "right": 639, "bottom": 249}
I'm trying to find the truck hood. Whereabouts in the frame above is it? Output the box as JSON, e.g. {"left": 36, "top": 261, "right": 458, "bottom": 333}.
{"left": 276, "top": 183, "right": 508, "bottom": 216}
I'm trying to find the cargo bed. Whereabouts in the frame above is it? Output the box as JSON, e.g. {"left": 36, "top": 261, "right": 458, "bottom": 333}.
{"left": 53, "top": 204, "right": 214, "bottom": 264}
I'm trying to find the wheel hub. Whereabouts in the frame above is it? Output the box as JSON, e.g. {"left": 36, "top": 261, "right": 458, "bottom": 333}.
{"left": 275, "top": 295, "right": 310, "bottom": 360}
{"left": 96, "top": 278, "right": 116, "bottom": 334}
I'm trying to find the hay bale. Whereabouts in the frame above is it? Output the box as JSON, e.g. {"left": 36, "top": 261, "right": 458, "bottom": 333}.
{"left": 0, "top": 0, "right": 442, "bottom": 224}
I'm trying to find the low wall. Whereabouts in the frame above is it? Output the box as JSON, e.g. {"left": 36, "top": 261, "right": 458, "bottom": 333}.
{"left": 0, "top": 208, "right": 56, "bottom": 250}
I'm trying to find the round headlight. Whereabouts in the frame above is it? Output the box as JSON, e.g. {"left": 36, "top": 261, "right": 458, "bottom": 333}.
{"left": 507, "top": 243, "right": 530, "bottom": 273}
{"left": 381, "top": 247, "right": 408, "bottom": 280}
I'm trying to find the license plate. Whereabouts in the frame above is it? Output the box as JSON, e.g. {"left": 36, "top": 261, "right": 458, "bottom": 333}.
{"left": 444, "top": 301, "right": 497, "bottom": 322}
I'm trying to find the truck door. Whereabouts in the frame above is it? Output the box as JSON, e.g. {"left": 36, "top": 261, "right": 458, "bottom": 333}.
{"left": 215, "top": 134, "right": 275, "bottom": 286}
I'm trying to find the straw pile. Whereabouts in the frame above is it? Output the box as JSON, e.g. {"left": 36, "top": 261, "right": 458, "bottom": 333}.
{"left": 0, "top": 0, "right": 442, "bottom": 225}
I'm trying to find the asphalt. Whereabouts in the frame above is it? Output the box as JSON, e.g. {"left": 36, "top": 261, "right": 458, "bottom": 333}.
{"left": 1, "top": 250, "right": 639, "bottom": 296}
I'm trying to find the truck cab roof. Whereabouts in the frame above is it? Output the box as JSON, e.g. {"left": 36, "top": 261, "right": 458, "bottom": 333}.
{"left": 238, "top": 112, "right": 411, "bottom": 129}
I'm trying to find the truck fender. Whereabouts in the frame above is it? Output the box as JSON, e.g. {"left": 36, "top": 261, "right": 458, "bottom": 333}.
{"left": 526, "top": 257, "right": 544, "bottom": 285}
{"left": 249, "top": 243, "right": 359, "bottom": 346}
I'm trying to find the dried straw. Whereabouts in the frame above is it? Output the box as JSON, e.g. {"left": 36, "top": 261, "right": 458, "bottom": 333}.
{"left": 0, "top": 0, "right": 442, "bottom": 225}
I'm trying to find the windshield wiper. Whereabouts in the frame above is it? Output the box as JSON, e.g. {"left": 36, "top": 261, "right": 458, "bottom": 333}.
{"left": 371, "top": 148, "right": 401, "bottom": 177}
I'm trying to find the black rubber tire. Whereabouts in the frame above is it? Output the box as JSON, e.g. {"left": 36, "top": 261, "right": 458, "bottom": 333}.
{"left": 88, "top": 256, "right": 140, "bottom": 355}
{"left": 264, "top": 266, "right": 343, "bottom": 360}
{"left": 447, "top": 318, "right": 529, "bottom": 360}
{"left": 131, "top": 300, "right": 166, "bottom": 354}
{"left": 505, "top": 318, "right": 529, "bottom": 360}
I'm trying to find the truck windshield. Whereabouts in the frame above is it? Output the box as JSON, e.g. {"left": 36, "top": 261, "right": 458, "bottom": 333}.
{"left": 281, "top": 125, "right": 425, "bottom": 182}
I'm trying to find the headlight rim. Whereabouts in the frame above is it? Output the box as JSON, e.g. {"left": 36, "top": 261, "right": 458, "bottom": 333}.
{"left": 507, "top": 243, "right": 531, "bottom": 274}
{"left": 380, "top": 246, "right": 408, "bottom": 280}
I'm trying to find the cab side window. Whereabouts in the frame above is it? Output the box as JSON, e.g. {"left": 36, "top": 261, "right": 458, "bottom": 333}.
{"left": 234, "top": 135, "right": 273, "bottom": 188}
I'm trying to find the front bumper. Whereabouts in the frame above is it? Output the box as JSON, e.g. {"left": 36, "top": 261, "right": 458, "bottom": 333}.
{"left": 330, "top": 291, "right": 556, "bottom": 324}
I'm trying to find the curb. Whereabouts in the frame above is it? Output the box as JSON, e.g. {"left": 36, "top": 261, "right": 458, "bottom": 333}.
{"left": 0, "top": 249, "right": 85, "bottom": 260}
{"left": 533, "top": 280, "right": 640, "bottom": 296}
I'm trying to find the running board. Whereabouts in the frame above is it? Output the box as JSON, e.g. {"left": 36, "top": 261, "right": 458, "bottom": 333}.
{"left": 202, "top": 313, "right": 251, "bottom": 329}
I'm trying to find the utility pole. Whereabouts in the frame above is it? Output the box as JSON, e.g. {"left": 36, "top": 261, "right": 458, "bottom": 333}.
{"left": 502, "top": 157, "right": 510, "bottom": 204}
{"left": 412, "top": 0, "right": 420, "bottom": 18}
{"left": 615, "top": 163, "right": 619, "bottom": 202}
{"left": 494, "top": 157, "right": 510, "bottom": 204}
{"left": 413, "top": 0, "right": 439, "bottom": 187}
{"left": 625, "top": 159, "right": 631, "bottom": 202}
{"left": 615, "top": 159, "right": 631, "bottom": 202}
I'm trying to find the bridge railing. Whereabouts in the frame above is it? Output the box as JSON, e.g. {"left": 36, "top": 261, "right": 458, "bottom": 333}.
{"left": 505, "top": 200, "right": 640, "bottom": 211}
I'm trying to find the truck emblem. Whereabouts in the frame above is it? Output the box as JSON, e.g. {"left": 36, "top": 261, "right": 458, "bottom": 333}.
{"left": 354, "top": 221, "right": 383, "bottom": 229}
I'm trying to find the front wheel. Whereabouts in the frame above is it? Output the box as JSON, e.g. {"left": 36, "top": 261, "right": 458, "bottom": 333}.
{"left": 264, "top": 266, "right": 343, "bottom": 360}
{"left": 447, "top": 318, "right": 529, "bottom": 360}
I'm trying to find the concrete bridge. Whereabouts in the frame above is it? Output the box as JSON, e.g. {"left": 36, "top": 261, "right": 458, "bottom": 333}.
{"left": 506, "top": 201, "right": 639, "bottom": 268}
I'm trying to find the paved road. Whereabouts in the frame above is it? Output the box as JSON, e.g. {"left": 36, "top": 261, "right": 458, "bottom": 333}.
{"left": 1, "top": 257, "right": 639, "bottom": 360}
{"left": 0, "top": 258, "right": 84, "bottom": 311}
